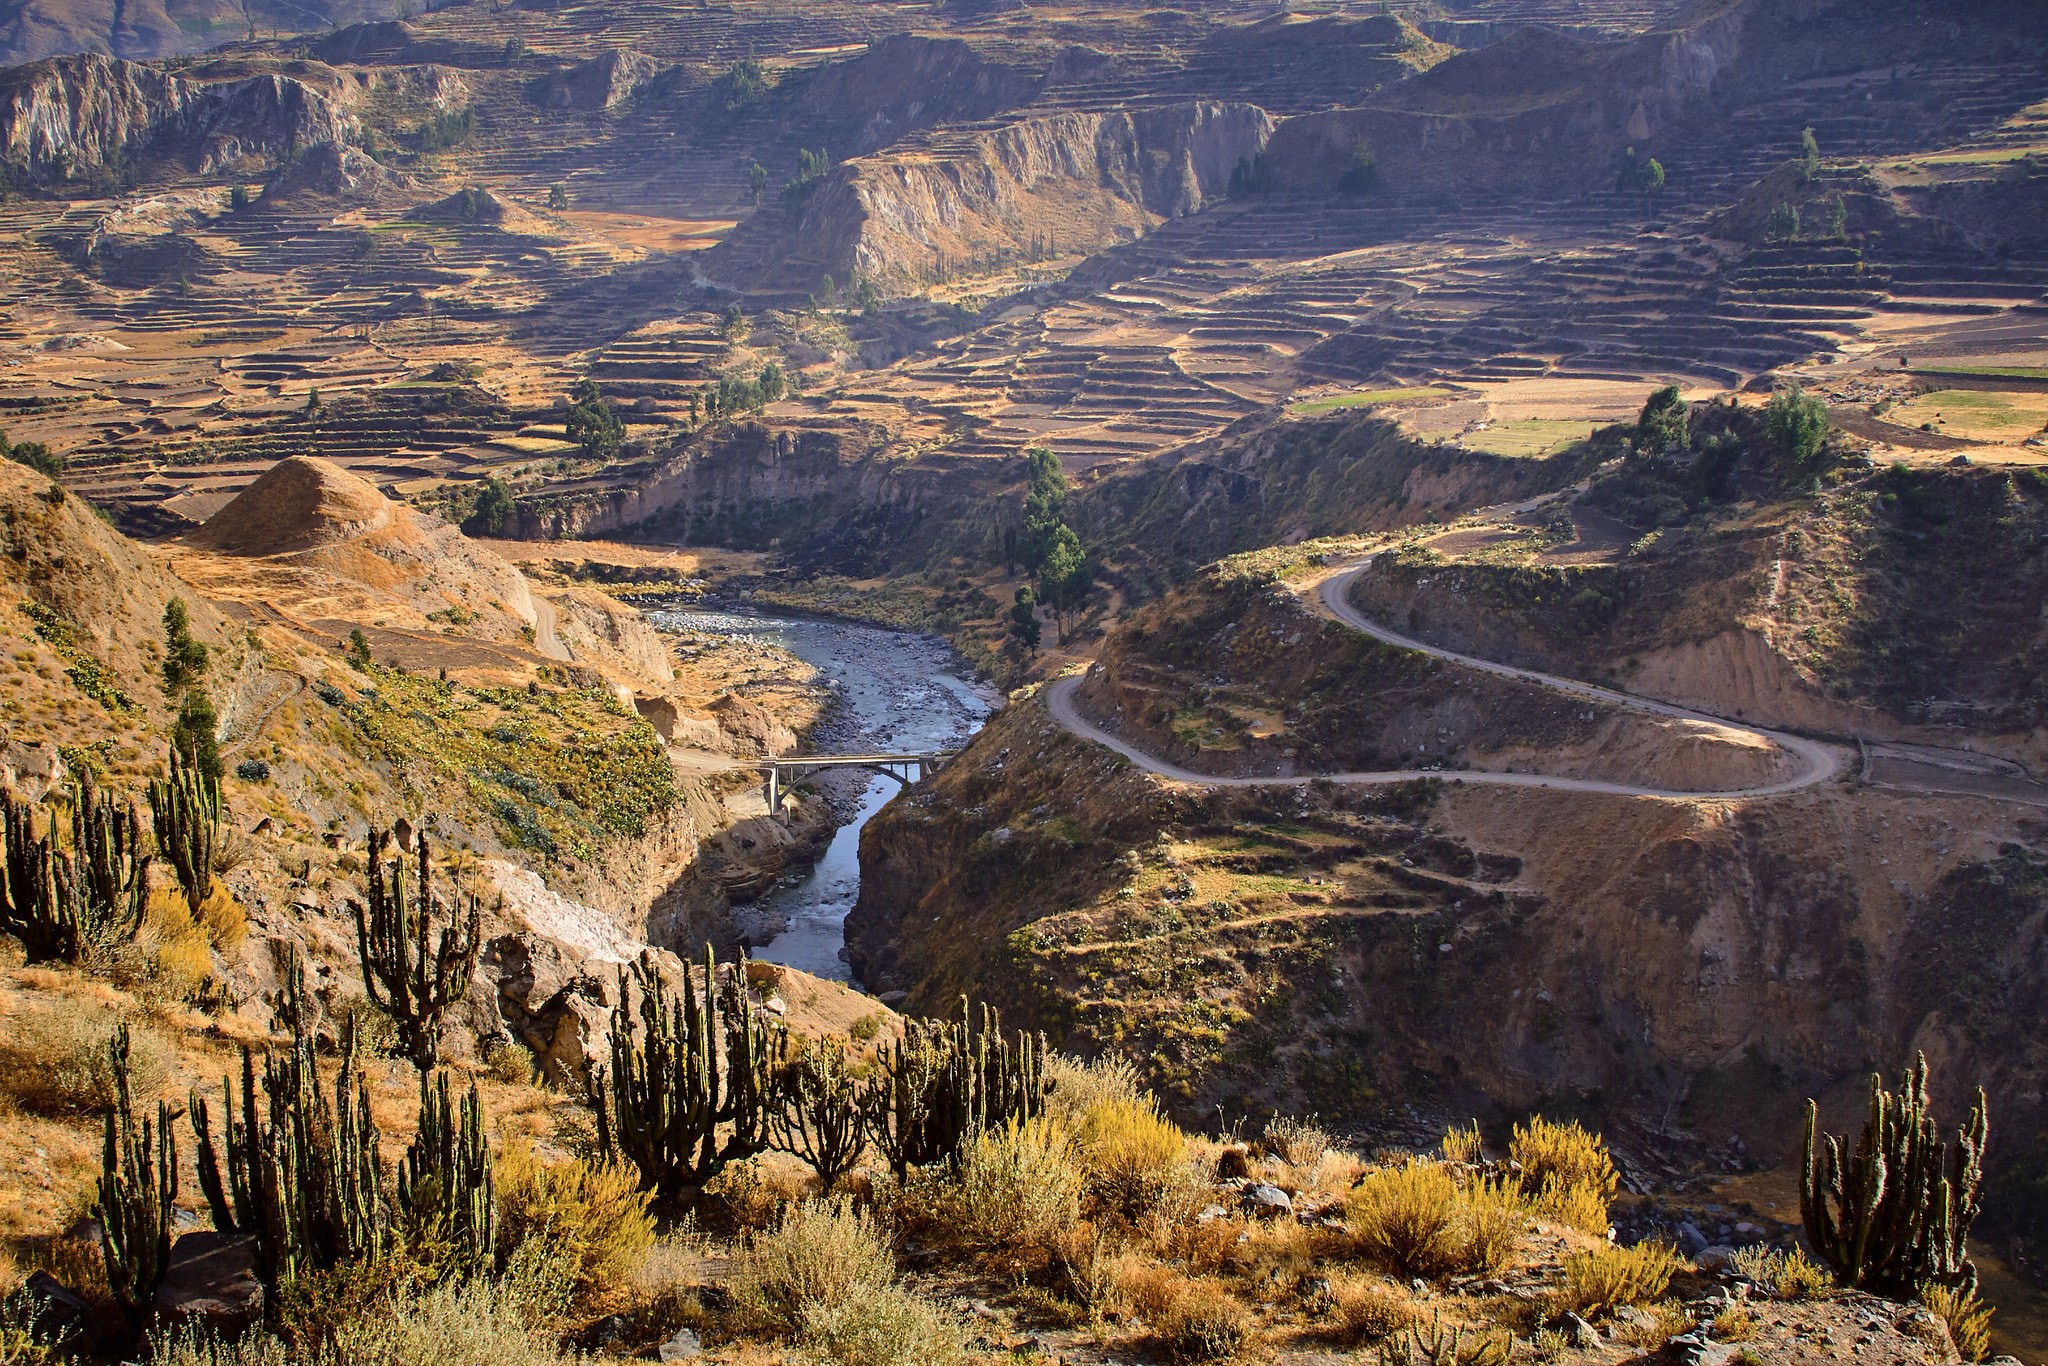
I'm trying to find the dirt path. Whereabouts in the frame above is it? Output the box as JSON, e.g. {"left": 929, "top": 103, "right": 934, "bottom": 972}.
{"left": 1044, "top": 550, "right": 1848, "bottom": 802}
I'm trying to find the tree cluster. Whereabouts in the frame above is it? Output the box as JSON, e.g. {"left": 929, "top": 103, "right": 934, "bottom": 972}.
{"left": 1004, "top": 448, "right": 1093, "bottom": 648}
{"left": 0, "top": 427, "right": 60, "bottom": 478}
{"left": 161, "top": 598, "right": 220, "bottom": 782}
{"left": 565, "top": 378, "right": 624, "bottom": 461}
{"left": 1615, "top": 146, "right": 1665, "bottom": 198}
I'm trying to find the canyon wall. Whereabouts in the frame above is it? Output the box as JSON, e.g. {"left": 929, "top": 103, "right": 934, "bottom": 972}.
{"left": 0, "top": 52, "right": 355, "bottom": 185}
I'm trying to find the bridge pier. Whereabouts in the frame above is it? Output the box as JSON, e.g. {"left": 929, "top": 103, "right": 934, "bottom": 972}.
{"left": 759, "top": 752, "right": 952, "bottom": 817}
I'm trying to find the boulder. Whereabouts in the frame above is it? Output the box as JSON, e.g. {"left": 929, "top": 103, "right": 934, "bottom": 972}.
{"left": 154, "top": 1232, "right": 262, "bottom": 1338}
{"left": 1241, "top": 1183, "right": 1293, "bottom": 1217}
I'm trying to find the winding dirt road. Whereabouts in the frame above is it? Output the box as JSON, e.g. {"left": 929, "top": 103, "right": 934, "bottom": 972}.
{"left": 1045, "top": 556, "right": 1846, "bottom": 803}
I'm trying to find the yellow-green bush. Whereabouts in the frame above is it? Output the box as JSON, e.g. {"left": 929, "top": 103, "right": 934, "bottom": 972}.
{"left": 494, "top": 1144, "right": 654, "bottom": 1308}
{"left": 949, "top": 1118, "right": 1085, "bottom": 1272}
{"left": 1345, "top": 1161, "right": 1514, "bottom": 1280}
{"left": 1727, "top": 1246, "right": 1831, "bottom": 1300}
{"left": 728, "top": 1199, "right": 894, "bottom": 1336}
{"left": 1507, "top": 1117, "right": 1616, "bottom": 1235}
{"left": 1076, "top": 1096, "right": 1188, "bottom": 1221}
{"left": 1042, "top": 1053, "right": 1147, "bottom": 1129}
{"left": 1921, "top": 1284, "right": 1992, "bottom": 1362}
{"left": 799, "top": 1282, "right": 969, "bottom": 1366}
{"left": 1550, "top": 1242, "right": 1680, "bottom": 1318}
{"left": 1440, "top": 1121, "right": 1484, "bottom": 1165}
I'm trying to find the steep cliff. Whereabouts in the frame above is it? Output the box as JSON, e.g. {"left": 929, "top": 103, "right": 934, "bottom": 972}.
{"left": 0, "top": 0, "right": 384, "bottom": 66}
{"left": 0, "top": 52, "right": 356, "bottom": 186}
{"left": 704, "top": 101, "right": 1273, "bottom": 296}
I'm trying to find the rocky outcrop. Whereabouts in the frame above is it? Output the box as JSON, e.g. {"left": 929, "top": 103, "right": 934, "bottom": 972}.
{"left": 0, "top": 53, "right": 355, "bottom": 187}
{"left": 776, "top": 34, "right": 1041, "bottom": 157}
{"left": 528, "top": 48, "right": 661, "bottom": 111}
{"left": 260, "top": 140, "right": 415, "bottom": 205}
{"left": 705, "top": 101, "right": 1273, "bottom": 296}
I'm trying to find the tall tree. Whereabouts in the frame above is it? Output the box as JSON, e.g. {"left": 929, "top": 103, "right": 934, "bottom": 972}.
{"left": 1017, "top": 448, "right": 1068, "bottom": 574}
{"left": 1634, "top": 385, "right": 1688, "bottom": 456}
{"left": 1037, "top": 525, "right": 1093, "bottom": 645}
{"left": 565, "top": 378, "right": 624, "bottom": 461}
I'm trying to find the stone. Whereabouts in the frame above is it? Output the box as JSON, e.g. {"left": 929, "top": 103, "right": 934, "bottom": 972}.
{"left": 1676, "top": 1220, "right": 1710, "bottom": 1256}
{"left": 1241, "top": 1183, "right": 1293, "bottom": 1216}
{"left": 155, "top": 1232, "right": 262, "bottom": 1338}
{"left": 1556, "top": 1311, "right": 1601, "bottom": 1350}
{"left": 21, "top": 1271, "right": 92, "bottom": 1336}
{"left": 1665, "top": 1329, "right": 1736, "bottom": 1365}
{"left": 658, "top": 1326, "right": 703, "bottom": 1360}
{"left": 1695, "top": 1244, "right": 1736, "bottom": 1272}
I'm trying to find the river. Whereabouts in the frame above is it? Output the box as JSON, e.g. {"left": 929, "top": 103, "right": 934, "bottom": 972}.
{"left": 642, "top": 604, "right": 994, "bottom": 982}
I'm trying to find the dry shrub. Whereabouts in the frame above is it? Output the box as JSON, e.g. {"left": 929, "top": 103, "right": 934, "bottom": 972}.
{"left": 1507, "top": 1117, "right": 1616, "bottom": 1235}
{"left": 1727, "top": 1245, "right": 1831, "bottom": 1300}
{"left": 728, "top": 1198, "right": 894, "bottom": 1337}
{"left": 1043, "top": 1052, "right": 1146, "bottom": 1130}
{"left": 1223, "top": 1218, "right": 1318, "bottom": 1304}
{"left": 22, "top": 1234, "right": 110, "bottom": 1308}
{"left": 494, "top": 1143, "right": 654, "bottom": 1308}
{"left": 0, "top": 1004, "right": 166, "bottom": 1116}
{"left": 1346, "top": 1161, "right": 1516, "bottom": 1281}
{"left": 1921, "top": 1284, "right": 1992, "bottom": 1363}
{"left": 1440, "top": 1122, "right": 1484, "bottom": 1165}
{"left": 948, "top": 1117, "right": 1084, "bottom": 1272}
{"left": 150, "top": 1327, "right": 292, "bottom": 1366}
{"left": 1550, "top": 1242, "right": 1680, "bottom": 1319}
{"left": 1077, "top": 1096, "right": 1187, "bottom": 1222}
{"left": 1320, "top": 1272, "right": 1417, "bottom": 1345}
{"left": 482, "top": 1038, "right": 535, "bottom": 1087}
{"left": 1258, "top": 1115, "right": 1330, "bottom": 1171}
{"left": 627, "top": 1235, "right": 714, "bottom": 1345}
{"left": 1051, "top": 1227, "right": 1124, "bottom": 1320}
{"left": 324, "top": 1268, "right": 574, "bottom": 1366}
{"left": 1611, "top": 1299, "right": 1691, "bottom": 1349}
{"left": 1125, "top": 1272, "right": 1248, "bottom": 1364}
{"left": 798, "top": 1283, "right": 969, "bottom": 1366}
{"left": 710, "top": 1157, "right": 812, "bottom": 1233}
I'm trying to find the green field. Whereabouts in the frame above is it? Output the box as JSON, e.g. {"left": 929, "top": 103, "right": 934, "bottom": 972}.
{"left": 1889, "top": 388, "right": 2048, "bottom": 442}
{"left": 1909, "top": 365, "right": 2048, "bottom": 382}
{"left": 1461, "top": 417, "right": 1595, "bottom": 458}
{"left": 1288, "top": 385, "right": 1450, "bottom": 416}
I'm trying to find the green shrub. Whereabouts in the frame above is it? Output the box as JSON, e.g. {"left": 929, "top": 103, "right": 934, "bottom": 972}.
{"left": 798, "top": 1283, "right": 969, "bottom": 1366}
{"left": 728, "top": 1199, "right": 895, "bottom": 1336}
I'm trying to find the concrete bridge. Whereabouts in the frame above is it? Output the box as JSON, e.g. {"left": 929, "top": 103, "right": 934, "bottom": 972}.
{"left": 758, "top": 752, "right": 956, "bottom": 810}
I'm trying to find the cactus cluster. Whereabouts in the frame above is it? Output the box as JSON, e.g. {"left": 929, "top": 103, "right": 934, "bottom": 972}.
{"left": 191, "top": 950, "right": 495, "bottom": 1296}
{"left": 867, "top": 1001, "right": 1046, "bottom": 1178}
{"left": 596, "top": 947, "right": 786, "bottom": 1196}
{"left": 191, "top": 956, "right": 386, "bottom": 1290}
{"left": 95, "top": 1025, "right": 177, "bottom": 1329}
{"left": 398, "top": 1069, "right": 496, "bottom": 1269}
{"left": 148, "top": 747, "right": 220, "bottom": 914}
{"left": 1800, "top": 1052, "right": 1988, "bottom": 1296}
{"left": 1, "top": 775, "right": 148, "bottom": 963}
{"left": 351, "top": 829, "right": 482, "bottom": 1072}
{"left": 596, "top": 958, "right": 1050, "bottom": 1195}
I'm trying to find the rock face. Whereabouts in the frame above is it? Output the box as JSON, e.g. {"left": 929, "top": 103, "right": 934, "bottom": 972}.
{"left": 528, "top": 48, "right": 661, "bottom": 111}
{"left": 705, "top": 100, "right": 1273, "bottom": 296}
{"left": 0, "top": 53, "right": 354, "bottom": 187}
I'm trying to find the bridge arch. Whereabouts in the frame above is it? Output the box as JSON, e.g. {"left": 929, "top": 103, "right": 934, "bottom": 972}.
{"left": 758, "top": 752, "right": 956, "bottom": 811}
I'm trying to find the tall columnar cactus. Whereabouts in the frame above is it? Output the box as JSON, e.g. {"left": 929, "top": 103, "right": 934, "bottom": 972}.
{"left": 351, "top": 829, "right": 482, "bottom": 1073}
{"left": 773, "top": 1041, "right": 866, "bottom": 1192}
{"left": 148, "top": 747, "right": 220, "bottom": 914}
{"left": 866, "top": 999, "right": 1047, "bottom": 1177}
{"left": 397, "top": 1070, "right": 495, "bottom": 1269}
{"left": 96, "top": 1025, "right": 177, "bottom": 1329}
{"left": 0, "top": 789, "right": 88, "bottom": 961}
{"left": 190, "top": 950, "right": 385, "bottom": 1291}
{"left": 596, "top": 947, "right": 786, "bottom": 1196}
{"left": 72, "top": 770, "right": 147, "bottom": 942}
{"left": 1800, "top": 1053, "right": 1988, "bottom": 1297}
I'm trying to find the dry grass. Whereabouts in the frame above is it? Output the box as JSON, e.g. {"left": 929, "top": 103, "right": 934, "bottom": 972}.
{"left": 728, "top": 1199, "right": 895, "bottom": 1337}
{"left": 1112, "top": 1263, "right": 1249, "bottom": 1363}
{"left": 1043, "top": 1052, "right": 1147, "bottom": 1129}
{"left": 1711, "top": 1303, "right": 1760, "bottom": 1340}
{"left": 0, "top": 995, "right": 167, "bottom": 1116}
{"left": 1549, "top": 1242, "right": 1681, "bottom": 1318}
{"left": 1611, "top": 1298, "right": 1691, "bottom": 1349}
